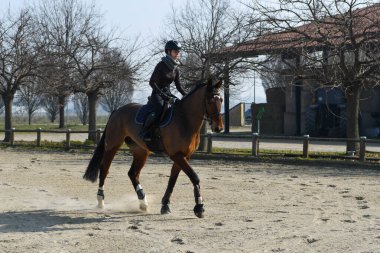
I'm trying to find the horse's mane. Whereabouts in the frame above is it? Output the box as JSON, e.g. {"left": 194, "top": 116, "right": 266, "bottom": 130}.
{"left": 181, "top": 81, "right": 207, "bottom": 102}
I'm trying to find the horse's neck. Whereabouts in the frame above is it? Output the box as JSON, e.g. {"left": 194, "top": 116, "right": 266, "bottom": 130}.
{"left": 177, "top": 86, "right": 206, "bottom": 133}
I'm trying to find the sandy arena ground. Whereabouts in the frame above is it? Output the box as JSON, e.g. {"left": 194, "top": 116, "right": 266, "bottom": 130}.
{"left": 0, "top": 149, "right": 379, "bottom": 253}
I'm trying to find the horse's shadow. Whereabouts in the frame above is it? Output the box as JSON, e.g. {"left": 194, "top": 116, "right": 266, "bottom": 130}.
{"left": 0, "top": 209, "right": 112, "bottom": 233}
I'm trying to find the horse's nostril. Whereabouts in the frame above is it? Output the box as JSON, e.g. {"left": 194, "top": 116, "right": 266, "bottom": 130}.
{"left": 215, "top": 127, "right": 222, "bottom": 133}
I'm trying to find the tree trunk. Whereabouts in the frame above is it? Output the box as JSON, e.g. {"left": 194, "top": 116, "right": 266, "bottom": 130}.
{"left": 58, "top": 96, "right": 66, "bottom": 129}
{"left": 3, "top": 94, "right": 14, "bottom": 142}
{"left": 28, "top": 112, "right": 32, "bottom": 125}
{"left": 223, "top": 61, "right": 230, "bottom": 134}
{"left": 224, "top": 82, "right": 230, "bottom": 134}
{"left": 345, "top": 85, "right": 361, "bottom": 153}
{"left": 87, "top": 91, "right": 98, "bottom": 142}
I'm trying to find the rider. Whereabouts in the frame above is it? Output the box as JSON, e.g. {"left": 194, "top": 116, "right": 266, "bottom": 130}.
{"left": 139, "top": 40, "right": 187, "bottom": 141}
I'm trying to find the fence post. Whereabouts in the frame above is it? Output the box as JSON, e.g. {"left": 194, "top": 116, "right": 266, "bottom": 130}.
{"left": 96, "top": 128, "right": 102, "bottom": 145}
{"left": 10, "top": 128, "right": 15, "bottom": 146}
{"left": 207, "top": 133, "right": 213, "bottom": 154}
{"left": 37, "top": 128, "right": 42, "bottom": 147}
{"left": 252, "top": 133, "right": 259, "bottom": 156}
{"left": 359, "top": 136, "right": 366, "bottom": 162}
{"left": 66, "top": 129, "right": 71, "bottom": 150}
{"left": 303, "top": 135, "right": 310, "bottom": 158}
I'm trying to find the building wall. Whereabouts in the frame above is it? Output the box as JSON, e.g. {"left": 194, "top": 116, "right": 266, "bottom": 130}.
{"left": 252, "top": 87, "right": 286, "bottom": 134}
{"left": 228, "top": 103, "right": 245, "bottom": 127}
{"left": 359, "top": 87, "right": 380, "bottom": 137}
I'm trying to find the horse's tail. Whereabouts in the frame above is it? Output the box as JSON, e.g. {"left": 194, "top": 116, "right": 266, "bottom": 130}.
{"left": 83, "top": 128, "right": 106, "bottom": 183}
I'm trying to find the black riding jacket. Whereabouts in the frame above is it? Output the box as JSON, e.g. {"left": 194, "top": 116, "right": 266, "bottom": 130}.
{"left": 149, "top": 61, "right": 186, "bottom": 97}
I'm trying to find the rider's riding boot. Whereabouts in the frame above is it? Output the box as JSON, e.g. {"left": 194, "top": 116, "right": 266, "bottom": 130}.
{"left": 139, "top": 112, "right": 156, "bottom": 141}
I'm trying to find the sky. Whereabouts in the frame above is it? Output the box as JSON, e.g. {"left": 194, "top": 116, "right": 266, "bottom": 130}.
{"left": 2, "top": 0, "right": 266, "bottom": 107}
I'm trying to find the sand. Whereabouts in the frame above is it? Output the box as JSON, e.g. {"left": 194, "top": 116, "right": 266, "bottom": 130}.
{"left": 0, "top": 149, "right": 379, "bottom": 253}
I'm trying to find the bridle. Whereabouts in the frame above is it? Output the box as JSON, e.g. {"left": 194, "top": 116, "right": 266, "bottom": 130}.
{"left": 204, "top": 92, "right": 222, "bottom": 125}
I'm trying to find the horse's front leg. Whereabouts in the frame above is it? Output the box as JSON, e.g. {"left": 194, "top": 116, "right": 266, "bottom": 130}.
{"left": 170, "top": 153, "right": 204, "bottom": 218}
{"left": 161, "top": 163, "right": 181, "bottom": 214}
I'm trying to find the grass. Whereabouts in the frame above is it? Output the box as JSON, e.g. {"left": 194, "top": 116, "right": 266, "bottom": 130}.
{"left": 211, "top": 147, "right": 380, "bottom": 159}
{"left": 0, "top": 115, "right": 109, "bottom": 131}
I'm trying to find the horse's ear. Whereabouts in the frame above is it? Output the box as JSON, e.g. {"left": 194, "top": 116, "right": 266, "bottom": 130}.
{"left": 207, "top": 78, "right": 213, "bottom": 87}
{"left": 213, "top": 80, "right": 222, "bottom": 90}
{"left": 206, "top": 78, "right": 213, "bottom": 92}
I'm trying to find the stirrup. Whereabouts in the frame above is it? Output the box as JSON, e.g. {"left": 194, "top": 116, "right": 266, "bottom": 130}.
{"left": 143, "top": 135, "right": 152, "bottom": 142}
{"left": 139, "top": 131, "right": 152, "bottom": 142}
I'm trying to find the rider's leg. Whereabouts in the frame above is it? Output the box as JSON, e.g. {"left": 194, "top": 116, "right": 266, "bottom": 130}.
{"left": 139, "top": 112, "right": 156, "bottom": 141}
{"left": 139, "top": 93, "right": 164, "bottom": 141}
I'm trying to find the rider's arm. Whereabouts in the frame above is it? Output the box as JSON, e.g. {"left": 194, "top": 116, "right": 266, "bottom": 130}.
{"left": 174, "top": 68, "right": 187, "bottom": 96}
{"left": 149, "top": 64, "right": 163, "bottom": 94}
{"left": 149, "top": 64, "right": 169, "bottom": 100}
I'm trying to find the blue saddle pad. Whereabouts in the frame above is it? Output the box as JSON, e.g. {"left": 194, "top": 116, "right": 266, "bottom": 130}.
{"left": 135, "top": 104, "right": 174, "bottom": 127}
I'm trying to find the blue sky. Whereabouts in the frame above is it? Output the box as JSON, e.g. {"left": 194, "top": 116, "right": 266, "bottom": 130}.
{"left": 2, "top": 0, "right": 265, "bottom": 106}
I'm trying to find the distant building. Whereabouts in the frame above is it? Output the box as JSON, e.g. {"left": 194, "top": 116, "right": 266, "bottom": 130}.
{"left": 252, "top": 86, "right": 380, "bottom": 137}
{"left": 220, "top": 4, "right": 380, "bottom": 137}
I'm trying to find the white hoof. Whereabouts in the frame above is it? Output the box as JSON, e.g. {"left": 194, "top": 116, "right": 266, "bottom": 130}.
{"left": 139, "top": 197, "right": 148, "bottom": 211}
{"left": 97, "top": 195, "right": 104, "bottom": 209}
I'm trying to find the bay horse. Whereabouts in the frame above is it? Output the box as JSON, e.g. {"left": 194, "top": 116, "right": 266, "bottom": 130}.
{"left": 83, "top": 78, "right": 223, "bottom": 218}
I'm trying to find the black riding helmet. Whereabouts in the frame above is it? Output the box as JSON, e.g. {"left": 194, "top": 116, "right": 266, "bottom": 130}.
{"left": 165, "top": 40, "right": 181, "bottom": 54}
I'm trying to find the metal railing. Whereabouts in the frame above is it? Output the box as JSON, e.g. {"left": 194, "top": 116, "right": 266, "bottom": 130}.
{"left": 204, "top": 133, "right": 380, "bottom": 163}
{"left": 1, "top": 128, "right": 379, "bottom": 162}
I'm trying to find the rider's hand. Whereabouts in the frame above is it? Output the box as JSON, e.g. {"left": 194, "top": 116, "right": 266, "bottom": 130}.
{"left": 160, "top": 93, "right": 170, "bottom": 101}
{"left": 168, "top": 97, "right": 178, "bottom": 104}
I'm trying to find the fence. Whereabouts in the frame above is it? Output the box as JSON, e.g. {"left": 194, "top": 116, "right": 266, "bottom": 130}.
{"left": 0, "top": 128, "right": 103, "bottom": 150}
{"left": 1, "top": 128, "right": 380, "bottom": 163}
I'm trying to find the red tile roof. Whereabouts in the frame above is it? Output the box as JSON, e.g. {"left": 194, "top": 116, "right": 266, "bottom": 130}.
{"left": 220, "top": 4, "right": 380, "bottom": 56}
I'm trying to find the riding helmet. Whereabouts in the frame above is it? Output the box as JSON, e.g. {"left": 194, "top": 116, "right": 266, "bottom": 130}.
{"left": 165, "top": 40, "right": 181, "bottom": 53}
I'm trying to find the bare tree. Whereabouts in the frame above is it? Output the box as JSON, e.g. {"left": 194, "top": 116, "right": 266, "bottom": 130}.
{"left": 0, "top": 97, "right": 4, "bottom": 115}
{"left": 15, "top": 81, "right": 43, "bottom": 125}
{"left": 41, "top": 94, "right": 60, "bottom": 123}
{"left": 248, "top": 0, "right": 380, "bottom": 151}
{"left": 98, "top": 48, "right": 136, "bottom": 113}
{"left": 72, "top": 41, "right": 132, "bottom": 140}
{"left": 73, "top": 93, "right": 89, "bottom": 125}
{"left": 100, "top": 80, "right": 134, "bottom": 114}
{"left": 37, "top": 52, "right": 73, "bottom": 128}
{"left": 0, "top": 8, "right": 43, "bottom": 141}
{"left": 163, "top": 0, "right": 259, "bottom": 134}
{"left": 34, "top": 0, "right": 90, "bottom": 128}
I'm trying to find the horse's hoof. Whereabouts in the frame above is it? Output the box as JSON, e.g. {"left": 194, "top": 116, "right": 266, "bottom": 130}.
{"left": 139, "top": 198, "right": 148, "bottom": 211}
{"left": 97, "top": 195, "right": 104, "bottom": 209}
{"left": 193, "top": 204, "right": 204, "bottom": 218}
{"left": 161, "top": 204, "right": 171, "bottom": 214}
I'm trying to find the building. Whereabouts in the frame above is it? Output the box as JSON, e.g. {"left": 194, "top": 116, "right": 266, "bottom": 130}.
{"left": 222, "top": 4, "right": 380, "bottom": 138}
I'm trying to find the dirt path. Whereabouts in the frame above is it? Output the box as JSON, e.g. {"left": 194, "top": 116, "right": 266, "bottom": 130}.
{"left": 0, "top": 149, "right": 379, "bottom": 252}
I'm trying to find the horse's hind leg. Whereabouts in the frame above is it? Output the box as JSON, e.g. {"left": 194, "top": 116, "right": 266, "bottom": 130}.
{"left": 128, "top": 147, "right": 149, "bottom": 211}
{"left": 97, "top": 146, "right": 119, "bottom": 208}
{"left": 161, "top": 163, "right": 181, "bottom": 214}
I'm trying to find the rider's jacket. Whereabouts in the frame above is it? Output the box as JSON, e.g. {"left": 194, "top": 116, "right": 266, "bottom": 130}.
{"left": 149, "top": 61, "right": 186, "bottom": 97}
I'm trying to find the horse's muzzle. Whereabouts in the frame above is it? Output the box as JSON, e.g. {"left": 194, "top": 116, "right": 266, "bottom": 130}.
{"left": 214, "top": 127, "right": 223, "bottom": 133}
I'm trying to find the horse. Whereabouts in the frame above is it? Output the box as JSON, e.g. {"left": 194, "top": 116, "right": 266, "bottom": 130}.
{"left": 83, "top": 78, "right": 224, "bottom": 218}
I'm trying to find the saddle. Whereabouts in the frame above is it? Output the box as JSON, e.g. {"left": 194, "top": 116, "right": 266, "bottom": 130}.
{"left": 135, "top": 103, "right": 175, "bottom": 127}
{"left": 135, "top": 101, "right": 175, "bottom": 152}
